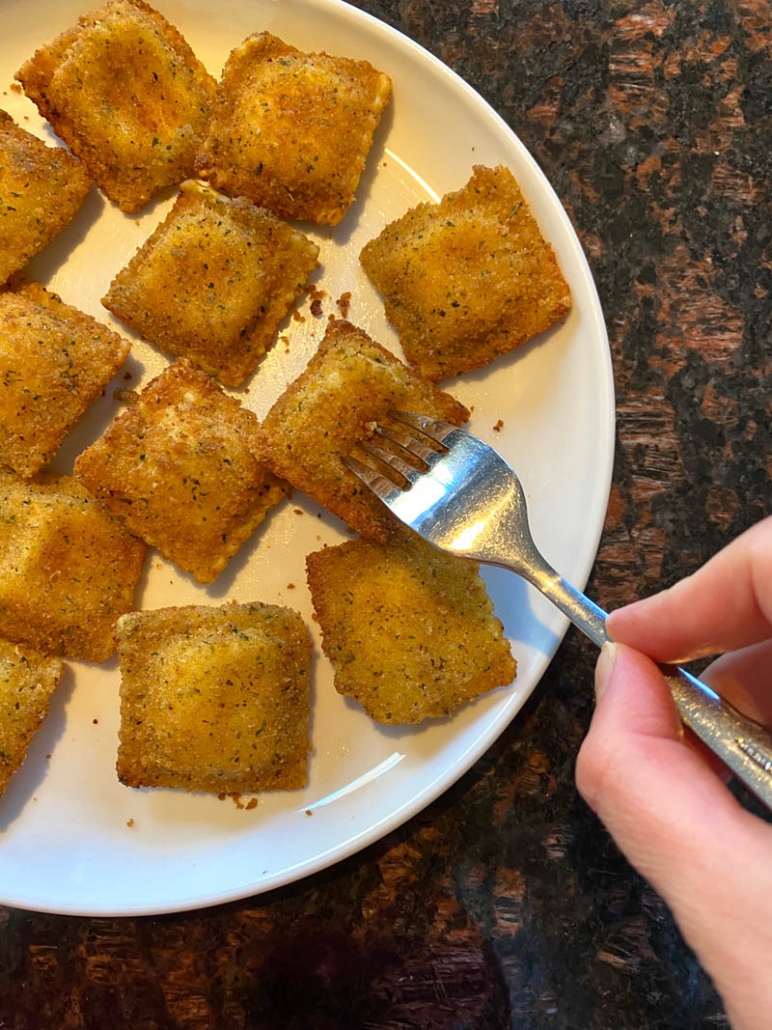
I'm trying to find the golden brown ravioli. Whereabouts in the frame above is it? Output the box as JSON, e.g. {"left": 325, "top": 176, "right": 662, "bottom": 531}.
{"left": 74, "top": 359, "right": 288, "bottom": 584}
{"left": 307, "top": 531, "right": 516, "bottom": 724}
{"left": 0, "top": 638, "right": 64, "bottom": 798}
{"left": 102, "top": 181, "right": 319, "bottom": 387}
{"left": 116, "top": 602, "right": 312, "bottom": 793}
{"left": 16, "top": 0, "right": 216, "bottom": 212}
{"left": 196, "top": 32, "right": 391, "bottom": 225}
{"left": 0, "top": 110, "right": 92, "bottom": 285}
{"left": 254, "top": 320, "right": 469, "bottom": 542}
{"left": 360, "top": 165, "right": 572, "bottom": 381}
{"left": 0, "top": 473, "right": 146, "bottom": 662}
{"left": 0, "top": 279, "right": 130, "bottom": 477}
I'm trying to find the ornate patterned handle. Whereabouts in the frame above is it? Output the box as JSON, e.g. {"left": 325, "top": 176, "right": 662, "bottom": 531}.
{"left": 665, "top": 666, "right": 772, "bottom": 810}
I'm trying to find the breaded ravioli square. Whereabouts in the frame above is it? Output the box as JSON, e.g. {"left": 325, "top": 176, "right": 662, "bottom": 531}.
{"left": 360, "top": 165, "right": 572, "bottom": 381}
{"left": 0, "top": 279, "right": 130, "bottom": 477}
{"left": 74, "top": 360, "right": 288, "bottom": 584}
{"left": 0, "top": 474, "right": 146, "bottom": 662}
{"left": 102, "top": 181, "right": 319, "bottom": 386}
{"left": 0, "top": 110, "right": 92, "bottom": 286}
{"left": 254, "top": 320, "right": 469, "bottom": 542}
{"left": 0, "top": 638, "right": 64, "bottom": 798}
{"left": 16, "top": 0, "right": 216, "bottom": 212}
{"left": 195, "top": 32, "right": 391, "bottom": 225}
{"left": 306, "top": 532, "right": 516, "bottom": 724}
{"left": 115, "top": 602, "right": 312, "bottom": 793}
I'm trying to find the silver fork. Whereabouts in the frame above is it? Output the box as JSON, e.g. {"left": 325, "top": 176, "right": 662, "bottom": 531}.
{"left": 348, "top": 411, "right": 772, "bottom": 810}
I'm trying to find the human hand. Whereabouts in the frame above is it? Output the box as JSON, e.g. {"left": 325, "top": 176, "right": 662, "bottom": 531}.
{"left": 576, "top": 516, "right": 772, "bottom": 1030}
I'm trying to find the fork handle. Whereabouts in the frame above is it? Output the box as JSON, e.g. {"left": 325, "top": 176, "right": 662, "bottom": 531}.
{"left": 525, "top": 563, "right": 772, "bottom": 811}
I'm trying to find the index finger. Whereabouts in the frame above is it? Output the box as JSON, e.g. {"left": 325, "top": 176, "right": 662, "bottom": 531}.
{"left": 607, "top": 515, "right": 772, "bottom": 663}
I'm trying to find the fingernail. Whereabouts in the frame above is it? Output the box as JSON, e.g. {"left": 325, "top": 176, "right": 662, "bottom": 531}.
{"left": 595, "top": 642, "right": 619, "bottom": 702}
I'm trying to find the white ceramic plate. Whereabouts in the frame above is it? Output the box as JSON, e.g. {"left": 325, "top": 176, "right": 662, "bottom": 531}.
{"left": 0, "top": 0, "right": 614, "bottom": 915}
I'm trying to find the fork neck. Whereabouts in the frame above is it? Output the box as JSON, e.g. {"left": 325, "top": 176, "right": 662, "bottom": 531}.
{"left": 521, "top": 557, "right": 610, "bottom": 648}
{"left": 483, "top": 541, "right": 610, "bottom": 649}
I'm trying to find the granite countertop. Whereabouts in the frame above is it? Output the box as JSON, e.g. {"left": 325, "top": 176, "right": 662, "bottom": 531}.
{"left": 2, "top": 1, "right": 770, "bottom": 1027}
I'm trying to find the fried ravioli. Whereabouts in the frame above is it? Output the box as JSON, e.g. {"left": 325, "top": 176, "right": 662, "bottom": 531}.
{"left": 306, "top": 532, "right": 516, "bottom": 724}
{"left": 16, "top": 0, "right": 216, "bottom": 212}
{"left": 0, "top": 638, "right": 64, "bottom": 798}
{"left": 73, "top": 360, "right": 288, "bottom": 584}
{"left": 195, "top": 32, "right": 391, "bottom": 225}
{"left": 102, "top": 180, "right": 319, "bottom": 386}
{"left": 360, "top": 165, "right": 572, "bottom": 381}
{"left": 254, "top": 320, "right": 469, "bottom": 542}
{"left": 0, "top": 110, "right": 92, "bottom": 285}
{"left": 0, "top": 279, "right": 130, "bottom": 477}
{"left": 115, "top": 602, "right": 312, "bottom": 793}
{"left": 0, "top": 473, "right": 146, "bottom": 662}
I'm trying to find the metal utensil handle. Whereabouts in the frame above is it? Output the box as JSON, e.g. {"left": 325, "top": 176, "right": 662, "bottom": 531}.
{"left": 665, "top": 667, "right": 772, "bottom": 808}
{"left": 523, "top": 562, "right": 772, "bottom": 811}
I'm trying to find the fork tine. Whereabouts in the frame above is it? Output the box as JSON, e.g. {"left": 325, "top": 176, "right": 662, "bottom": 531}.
{"left": 389, "top": 411, "right": 459, "bottom": 446}
{"left": 373, "top": 424, "right": 439, "bottom": 464}
{"left": 358, "top": 441, "right": 425, "bottom": 485}
{"left": 345, "top": 455, "right": 402, "bottom": 501}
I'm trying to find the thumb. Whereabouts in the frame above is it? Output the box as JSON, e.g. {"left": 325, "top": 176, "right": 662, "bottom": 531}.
{"left": 577, "top": 641, "right": 715, "bottom": 849}
{"left": 576, "top": 643, "right": 772, "bottom": 1029}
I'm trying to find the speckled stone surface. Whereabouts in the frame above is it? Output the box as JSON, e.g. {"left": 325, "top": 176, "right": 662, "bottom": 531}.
{"left": 1, "top": 1, "right": 770, "bottom": 1027}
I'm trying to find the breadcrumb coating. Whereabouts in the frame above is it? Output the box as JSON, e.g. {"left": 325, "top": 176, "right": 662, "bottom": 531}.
{"left": 360, "top": 165, "right": 572, "bottom": 381}
{"left": 116, "top": 602, "right": 312, "bottom": 792}
{"left": 103, "top": 180, "right": 319, "bottom": 386}
{"left": 196, "top": 32, "right": 391, "bottom": 225}
{"left": 16, "top": 0, "right": 216, "bottom": 212}
{"left": 0, "top": 473, "right": 146, "bottom": 661}
{"left": 0, "top": 278, "right": 130, "bottom": 477}
{"left": 0, "top": 638, "right": 64, "bottom": 798}
{"left": 254, "top": 319, "right": 469, "bottom": 542}
{"left": 74, "top": 359, "right": 288, "bottom": 584}
{"left": 0, "top": 110, "right": 92, "bottom": 285}
{"left": 307, "top": 531, "right": 516, "bottom": 724}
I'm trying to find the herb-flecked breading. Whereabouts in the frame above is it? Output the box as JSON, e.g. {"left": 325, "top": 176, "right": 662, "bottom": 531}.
{"left": 102, "top": 180, "right": 319, "bottom": 387}
{"left": 254, "top": 319, "right": 469, "bottom": 542}
{"left": 0, "top": 638, "right": 64, "bottom": 798}
{"left": 306, "top": 531, "right": 516, "bottom": 724}
{"left": 74, "top": 359, "right": 289, "bottom": 584}
{"left": 0, "top": 110, "right": 92, "bottom": 286}
{"left": 115, "top": 602, "right": 312, "bottom": 793}
{"left": 0, "top": 473, "right": 146, "bottom": 662}
{"left": 16, "top": 0, "right": 217, "bottom": 212}
{"left": 195, "top": 32, "right": 392, "bottom": 225}
{"left": 360, "top": 164, "right": 572, "bottom": 381}
{"left": 0, "top": 278, "right": 130, "bottom": 477}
